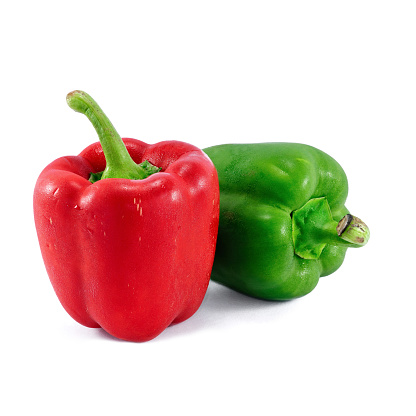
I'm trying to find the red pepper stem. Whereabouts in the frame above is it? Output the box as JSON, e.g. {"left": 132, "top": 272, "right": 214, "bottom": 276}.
{"left": 66, "top": 90, "right": 150, "bottom": 180}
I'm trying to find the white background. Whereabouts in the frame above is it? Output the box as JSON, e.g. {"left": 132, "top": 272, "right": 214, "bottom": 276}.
{"left": 2, "top": 1, "right": 415, "bottom": 415}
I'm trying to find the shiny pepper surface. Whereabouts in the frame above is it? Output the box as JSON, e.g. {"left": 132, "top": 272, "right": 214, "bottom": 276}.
{"left": 204, "top": 142, "right": 369, "bottom": 300}
{"left": 34, "top": 91, "right": 219, "bottom": 341}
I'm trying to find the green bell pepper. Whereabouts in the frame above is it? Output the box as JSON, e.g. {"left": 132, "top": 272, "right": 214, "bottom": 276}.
{"left": 204, "top": 142, "right": 369, "bottom": 300}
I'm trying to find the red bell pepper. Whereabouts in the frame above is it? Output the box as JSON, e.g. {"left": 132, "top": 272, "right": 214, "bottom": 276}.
{"left": 34, "top": 91, "right": 219, "bottom": 342}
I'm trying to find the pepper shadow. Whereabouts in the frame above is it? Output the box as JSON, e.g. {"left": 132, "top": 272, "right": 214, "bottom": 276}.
{"left": 91, "top": 281, "right": 294, "bottom": 343}
{"left": 201, "top": 280, "right": 288, "bottom": 317}
{"left": 158, "top": 280, "right": 295, "bottom": 341}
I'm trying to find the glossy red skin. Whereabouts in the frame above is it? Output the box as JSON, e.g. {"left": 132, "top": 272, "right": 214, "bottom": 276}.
{"left": 34, "top": 139, "right": 219, "bottom": 342}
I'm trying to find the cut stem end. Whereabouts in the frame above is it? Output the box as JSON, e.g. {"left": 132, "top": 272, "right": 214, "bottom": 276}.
{"left": 337, "top": 215, "right": 370, "bottom": 246}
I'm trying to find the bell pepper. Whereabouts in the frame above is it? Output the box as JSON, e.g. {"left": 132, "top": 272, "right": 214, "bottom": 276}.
{"left": 34, "top": 91, "right": 219, "bottom": 342}
{"left": 204, "top": 142, "right": 369, "bottom": 300}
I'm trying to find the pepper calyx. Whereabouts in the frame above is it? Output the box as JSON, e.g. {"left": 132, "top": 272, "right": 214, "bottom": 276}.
{"left": 89, "top": 160, "right": 161, "bottom": 183}
{"left": 292, "top": 197, "right": 369, "bottom": 260}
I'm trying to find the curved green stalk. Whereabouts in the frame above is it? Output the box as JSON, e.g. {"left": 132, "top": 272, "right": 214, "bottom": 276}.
{"left": 66, "top": 90, "right": 160, "bottom": 182}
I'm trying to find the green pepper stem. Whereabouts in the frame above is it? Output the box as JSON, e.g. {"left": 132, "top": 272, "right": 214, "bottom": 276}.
{"left": 318, "top": 218, "right": 369, "bottom": 248}
{"left": 292, "top": 198, "right": 369, "bottom": 259}
{"left": 336, "top": 214, "right": 370, "bottom": 246}
{"left": 66, "top": 90, "right": 156, "bottom": 180}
